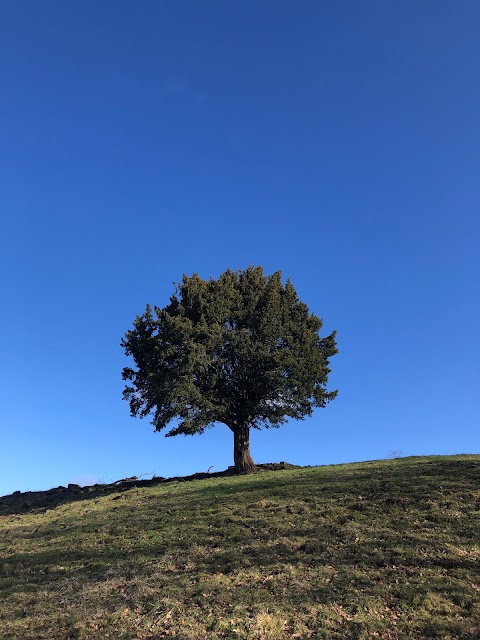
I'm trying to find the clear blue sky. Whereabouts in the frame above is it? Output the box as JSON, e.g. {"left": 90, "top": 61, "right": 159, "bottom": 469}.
{"left": 1, "top": 1, "right": 479, "bottom": 495}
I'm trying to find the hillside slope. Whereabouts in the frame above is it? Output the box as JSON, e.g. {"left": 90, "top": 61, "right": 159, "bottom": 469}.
{"left": 1, "top": 455, "right": 479, "bottom": 639}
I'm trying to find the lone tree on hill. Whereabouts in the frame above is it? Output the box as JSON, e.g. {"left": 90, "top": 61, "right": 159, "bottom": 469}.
{"left": 121, "top": 266, "right": 338, "bottom": 473}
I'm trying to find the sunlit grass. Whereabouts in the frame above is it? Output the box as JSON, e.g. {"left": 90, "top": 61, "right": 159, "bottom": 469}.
{"left": 1, "top": 455, "right": 479, "bottom": 639}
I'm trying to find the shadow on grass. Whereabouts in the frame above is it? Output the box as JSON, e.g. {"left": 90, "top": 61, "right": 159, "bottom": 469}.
{"left": 2, "top": 517, "right": 478, "bottom": 611}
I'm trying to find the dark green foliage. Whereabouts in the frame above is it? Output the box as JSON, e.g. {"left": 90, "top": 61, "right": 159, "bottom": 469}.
{"left": 121, "top": 266, "right": 338, "bottom": 469}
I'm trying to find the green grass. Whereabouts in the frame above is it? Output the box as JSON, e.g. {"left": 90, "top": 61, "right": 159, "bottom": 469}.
{"left": 1, "top": 455, "right": 479, "bottom": 639}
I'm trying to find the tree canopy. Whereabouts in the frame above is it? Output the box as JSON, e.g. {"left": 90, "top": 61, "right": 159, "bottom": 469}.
{"left": 121, "top": 266, "right": 338, "bottom": 472}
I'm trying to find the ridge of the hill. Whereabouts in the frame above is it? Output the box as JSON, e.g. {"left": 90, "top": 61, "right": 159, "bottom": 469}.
{"left": 0, "top": 462, "right": 300, "bottom": 516}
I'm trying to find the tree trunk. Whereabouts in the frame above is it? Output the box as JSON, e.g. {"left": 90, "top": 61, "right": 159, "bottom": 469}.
{"left": 233, "top": 423, "right": 256, "bottom": 474}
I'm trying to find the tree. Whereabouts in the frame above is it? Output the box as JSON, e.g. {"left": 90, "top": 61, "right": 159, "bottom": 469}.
{"left": 121, "top": 266, "right": 338, "bottom": 473}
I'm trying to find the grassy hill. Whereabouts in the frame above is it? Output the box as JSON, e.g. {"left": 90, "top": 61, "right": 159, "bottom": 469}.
{"left": 1, "top": 455, "right": 479, "bottom": 640}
